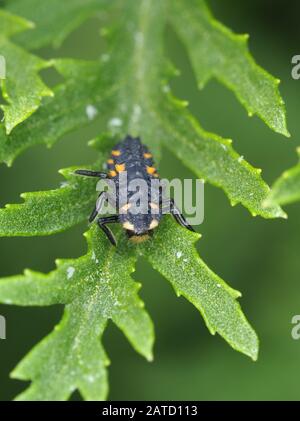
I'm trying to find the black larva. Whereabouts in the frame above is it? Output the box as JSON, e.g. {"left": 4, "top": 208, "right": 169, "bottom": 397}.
{"left": 75, "top": 135, "right": 194, "bottom": 245}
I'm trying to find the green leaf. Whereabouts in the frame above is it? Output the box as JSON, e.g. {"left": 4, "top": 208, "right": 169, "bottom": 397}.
{"left": 0, "top": 0, "right": 290, "bottom": 400}
{"left": 0, "top": 10, "right": 53, "bottom": 133}
{"left": 0, "top": 1, "right": 286, "bottom": 219}
{"left": 0, "top": 218, "right": 258, "bottom": 400}
{"left": 142, "top": 218, "right": 258, "bottom": 361}
{"left": 169, "top": 0, "right": 289, "bottom": 137}
{"left": 0, "top": 167, "right": 95, "bottom": 235}
{"left": 6, "top": 0, "right": 109, "bottom": 50}
{"left": 0, "top": 137, "right": 111, "bottom": 235}
{"left": 266, "top": 148, "right": 300, "bottom": 207}
{"left": 0, "top": 225, "right": 154, "bottom": 400}
{"left": 0, "top": 59, "right": 105, "bottom": 165}
{"left": 159, "top": 92, "right": 286, "bottom": 219}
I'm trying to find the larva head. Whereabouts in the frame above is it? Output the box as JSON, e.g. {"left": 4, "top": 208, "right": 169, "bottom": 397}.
{"left": 120, "top": 211, "right": 160, "bottom": 242}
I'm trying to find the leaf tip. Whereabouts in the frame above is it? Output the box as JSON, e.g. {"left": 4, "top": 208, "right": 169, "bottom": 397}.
{"left": 262, "top": 197, "right": 288, "bottom": 219}
{"left": 58, "top": 168, "right": 70, "bottom": 178}
{"left": 146, "top": 351, "right": 154, "bottom": 362}
{"left": 27, "top": 20, "right": 36, "bottom": 30}
{"left": 248, "top": 337, "right": 259, "bottom": 361}
{"left": 235, "top": 290, "right": 242, "bottom": 299}
{"left": 5, "top": 158, "right": 14, "bottom": 168}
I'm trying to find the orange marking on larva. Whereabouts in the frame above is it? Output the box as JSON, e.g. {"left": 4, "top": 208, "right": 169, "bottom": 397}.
{"left": 146, "top": 166, "right": 156, "bottom": 175}
{"left": 112, "top": 150, "right": 121, "bottom": 157}
{"left": 123, "top": 221, "right": 135, "bottom": 231}
{"left": 115, "top": 163, "right": 125, "bottom": 172}
{"left": 144, "top": 152, "right": 152, "bottom": 159}
{"left": 109, "top": 170, "right": 117, "bottom": 177}
{"left": 107, "top": 159, "right": 114, "bottom": 164}
{"left": 149, "top": 219, "right": 159, "bottom": 230}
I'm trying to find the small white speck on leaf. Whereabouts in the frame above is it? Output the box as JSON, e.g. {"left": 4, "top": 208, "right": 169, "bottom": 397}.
{"left": 176, "top": 251, "right": 182, "bottom": 259}
{"left": 101, "top": 53, "right": 110, "bottom": 63}
{"left": 134, "top": 31, "right": 144, "bottom": 46}
{"left": 60, "top": 181, "right": 68, "bottom": 188}
{"left": 92, "top": 251, "right": 99, "bottom": 264}
{"left": 132, "top": 104, "right": 141, "bottom": 124}
{"left": 67, "top": 266, "right": 75, "bottom": 279}
{"left": 238, "top": 155, "right": 244, "bottom": 163}
{"left": 86, "top": 104, "right": 98, "bottom": 121}
{"left": 108, "top": 117, "right": 123, "bottom": 128}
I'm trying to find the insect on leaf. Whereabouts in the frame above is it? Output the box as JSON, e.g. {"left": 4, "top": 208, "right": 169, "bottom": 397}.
{"left": 0, "top": 0, "right": 290, "bottom": 400}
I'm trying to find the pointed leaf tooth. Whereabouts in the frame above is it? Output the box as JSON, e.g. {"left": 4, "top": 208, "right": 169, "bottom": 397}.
{"left": 169, "top": 0, "right": 289, "bottom": 137}
{"left": 143, "top": 218, "right": 259, "bottom": 361}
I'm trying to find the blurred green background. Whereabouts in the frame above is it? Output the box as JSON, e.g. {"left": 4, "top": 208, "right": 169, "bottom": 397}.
{"left": 1, "top": 0, "right": 300, "bottom": 400}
